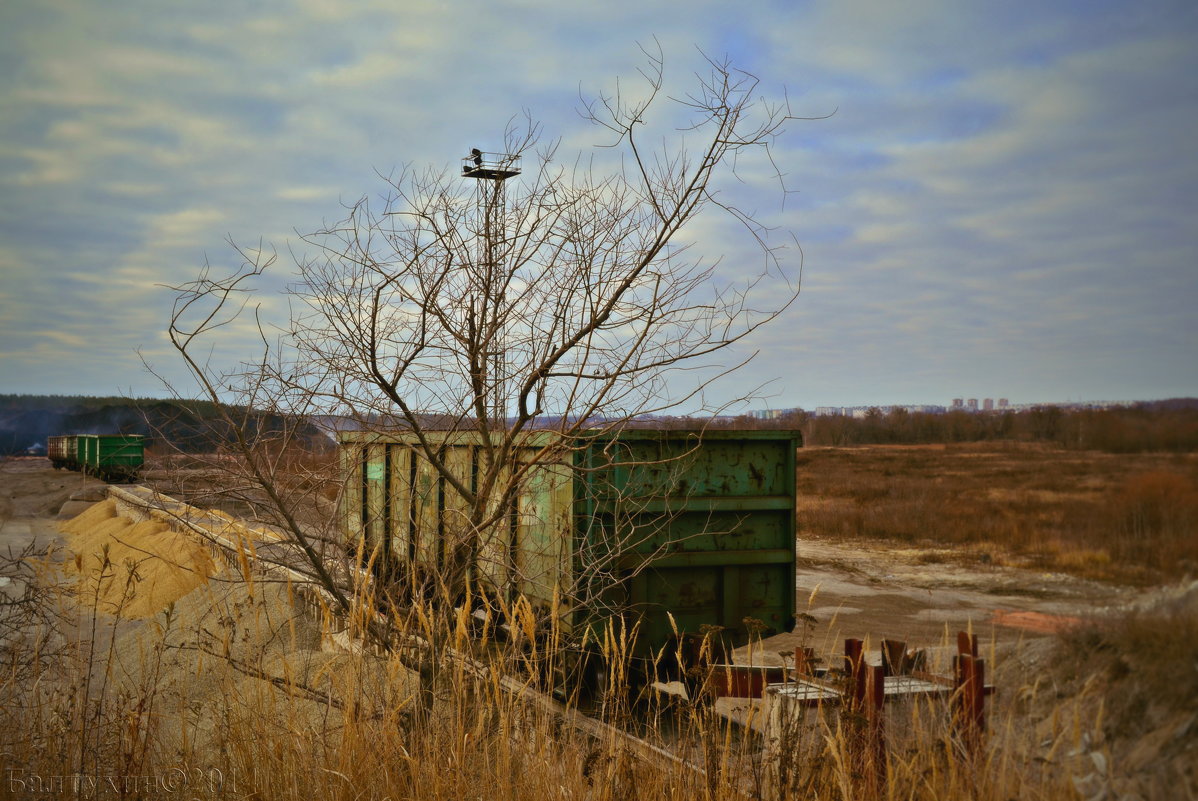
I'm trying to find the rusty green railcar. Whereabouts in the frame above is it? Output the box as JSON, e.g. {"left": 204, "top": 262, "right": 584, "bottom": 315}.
{"left": 48, "top": 433, "right": 144, "bottom": 482}
{"left": 47, "top": 434, "right": 73, "bottom": 469}
{"left": 339, "top": 428, "right": 800, "bottom": 673}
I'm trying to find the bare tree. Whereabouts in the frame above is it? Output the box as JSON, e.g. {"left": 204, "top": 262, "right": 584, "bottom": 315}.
{"left": 153, "top": 49, "right": 808, "bottom": 632}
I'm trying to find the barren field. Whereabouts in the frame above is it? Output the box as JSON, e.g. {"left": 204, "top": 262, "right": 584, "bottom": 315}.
{"left": 795, "top": 443, "right": 1198, "bottom": 583}
{"left": 742, "top": 445, "right": 1162, "bottom": 665}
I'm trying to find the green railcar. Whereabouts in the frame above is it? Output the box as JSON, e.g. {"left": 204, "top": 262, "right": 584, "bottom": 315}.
{"left": 339, "top": 428, "right": 800, "bottom": 676}
{"left": 577, "top": 430, "right": 799, "bottom": 659}
{"left": 49, "top": 433, "right": 144, "bottom": 482}
{"left": 82, "top": 434, "right": 144, "bottom": 482}
{"left": 47, "top": 435, "right": 71, "bottom": 469}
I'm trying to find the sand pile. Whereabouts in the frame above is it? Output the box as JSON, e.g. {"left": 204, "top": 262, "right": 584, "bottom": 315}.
{"left": 60, "top": 499, "right": 221, "bottom": 619}
{"left": 97, "top": 548, "right": 422, "bottom": 764}
{"left": 206, "top": 507, "right": 288, "bottom": 543}
{"left": 58, "top": 496, "right": 423, "bottom": 744}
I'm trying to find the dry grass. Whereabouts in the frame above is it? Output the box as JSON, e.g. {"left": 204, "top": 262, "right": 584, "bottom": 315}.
{"left": 3, "top": 481, "right": 1194, "bottom": 800}
{"left": 796, "top": 443, "right": 1198, "bottom": 583}
{"left": 1, "top": 587, "right": 1089, "bottom": 800}
{"left": 1037, "top": 585, "right": 1198, "bottom": 798}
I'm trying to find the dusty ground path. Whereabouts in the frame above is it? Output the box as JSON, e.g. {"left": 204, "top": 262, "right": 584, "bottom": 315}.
{"left": 745, "top": 538, "right": 1138, "bottom": 672}
{"left": 0, "top": 457, "right": 110, "bottom": 599}
{"left": 758, "top": 538, "right": 1136, "bottom": 663}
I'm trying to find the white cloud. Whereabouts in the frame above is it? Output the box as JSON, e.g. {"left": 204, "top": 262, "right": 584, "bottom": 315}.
{"left": 275, "top": 185, "right": 336, "bottom": 201}
{"left": 0, "top": 0, "right": 1194, "bottom": 403}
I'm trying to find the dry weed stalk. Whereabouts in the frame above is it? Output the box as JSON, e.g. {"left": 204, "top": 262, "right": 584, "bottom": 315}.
{"left": 1, "top": 528, "right": 1119, "bottom": 801}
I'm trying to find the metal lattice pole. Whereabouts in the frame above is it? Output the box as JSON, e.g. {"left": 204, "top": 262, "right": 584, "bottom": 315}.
{"left": 462, "top": 150, "right": 520, "bottom": 427}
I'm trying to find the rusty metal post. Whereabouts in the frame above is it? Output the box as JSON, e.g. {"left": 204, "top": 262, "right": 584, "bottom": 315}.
{"left": 952, "top": 630, "right": 977, "bottom": 724}
{"left": 844, "top": 637, "right": 865, "bottom": 711}
{"left": 842, "top": 638, "right": 872, "bottom": 790}
{"left": 866, "top": 664, "right": 887, "bottom": 788}
{"left": 953, "top": 631, "right": 986, "bottom": 751}
{"left": 881, "top": 638, "right": 907, "bottom": 676}
{"left": 968, "top": 656, "right": 986, "bottom": 733}
{"left": 954, "top": 654, "right": 986, "bottom": 748}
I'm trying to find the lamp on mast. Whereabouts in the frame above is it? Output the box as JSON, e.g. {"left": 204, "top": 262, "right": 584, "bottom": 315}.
{"left": 461, "top": 149, "right": 521, "bottom": 426}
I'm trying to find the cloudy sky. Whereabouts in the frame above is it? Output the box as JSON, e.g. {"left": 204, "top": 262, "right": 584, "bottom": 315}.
{"left": 1, "top": 0, "right": 1195, "bottom": 411}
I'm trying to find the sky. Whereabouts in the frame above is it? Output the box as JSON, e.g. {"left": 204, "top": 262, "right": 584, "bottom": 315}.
{"left": 1, "top": 0, "right": 1195, "bottom": 412}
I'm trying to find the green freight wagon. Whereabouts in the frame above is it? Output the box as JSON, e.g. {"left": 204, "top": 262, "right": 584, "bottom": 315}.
{"left": 339, "top": 428, "right": 800, "bottom": 677}
{"left": 47, "top": 435, "right": 71, "bottom": 469}
{"left": 47, "top": 434, "right": 85, "bottom": 472}
{"left": 49, "top": 433, "right": 144, "bottom": 482}
{"left": 80, "top": 434, "right": 144, "bottom": 482}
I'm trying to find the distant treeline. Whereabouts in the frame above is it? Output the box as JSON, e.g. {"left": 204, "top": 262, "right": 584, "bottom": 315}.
{"left": 709, "top": 399, "right": 1198, "bottom": 453}
{"left": 0, "top": 395, "right": 325, "bottom": 455}
{"left": 4, "top": 395, "right": 1196, "bottom": 455}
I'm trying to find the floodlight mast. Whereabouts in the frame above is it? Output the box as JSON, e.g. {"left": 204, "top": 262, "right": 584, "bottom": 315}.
{"left": 461, "top": 150, "right": 521, "bottom": 427}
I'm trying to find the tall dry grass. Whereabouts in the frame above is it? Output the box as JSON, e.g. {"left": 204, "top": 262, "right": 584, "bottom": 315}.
{"left": 2, "top": 549, "right": 1096, "bottom": 801}
{"left": 8, "top": 488, "right": 1195, "bottom": 800}
{"left": 796, "top": 444, "right": 1198, "bottom": 583}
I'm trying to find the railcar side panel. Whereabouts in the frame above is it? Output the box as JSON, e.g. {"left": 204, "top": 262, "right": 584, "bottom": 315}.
{"left": 339, "top": 429, "right": 798, "bottom": 661}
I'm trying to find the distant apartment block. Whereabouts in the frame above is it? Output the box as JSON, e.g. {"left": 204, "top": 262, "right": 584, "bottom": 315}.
{"left": 793, "top": 398, "right": 1137, "bottom": 419}
{"left": 806, "top": 404, "right": 946, "bottom": 417}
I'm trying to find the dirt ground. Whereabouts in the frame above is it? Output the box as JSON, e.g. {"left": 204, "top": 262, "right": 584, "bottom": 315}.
{"left": 751, "top": 538, "right": 1134, "bottom": 670}
{"left": 0, "top": 457, "right": 108, "bottom": 599}
{"left": 2, "top": 455, "right": 1137, "bottom": 667}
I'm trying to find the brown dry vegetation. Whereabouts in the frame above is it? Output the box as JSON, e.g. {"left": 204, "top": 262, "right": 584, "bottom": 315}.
{"left": 2, "top": 498, "right": 1095, "bottom": 801}
{"left": 4, "top": 452, "right": 1197, "bottom": 799}
{"left": 713, "top": 402, "right": 1198, "bottom": 454}
{"left": 796, "top": 443, "right": 1198, "bottom": 584}
{"left": 1019, "top": 585, "right": 1198, "bottom": 799}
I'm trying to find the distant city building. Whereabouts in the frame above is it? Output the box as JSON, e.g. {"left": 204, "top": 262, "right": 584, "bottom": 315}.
{"left": 798, "top": 398, "right": 1145, "bottom": 417}
{"left": 809, "top": 404, "right": 948, "bottom": 417}
{"left": 659, "top": 398, "right": 1146, "bottom": 425}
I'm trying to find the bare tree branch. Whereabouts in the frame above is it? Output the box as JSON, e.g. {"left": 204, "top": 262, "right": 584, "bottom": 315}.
{"left": 152, "top": 53, "right": 813, "bottom": 639}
